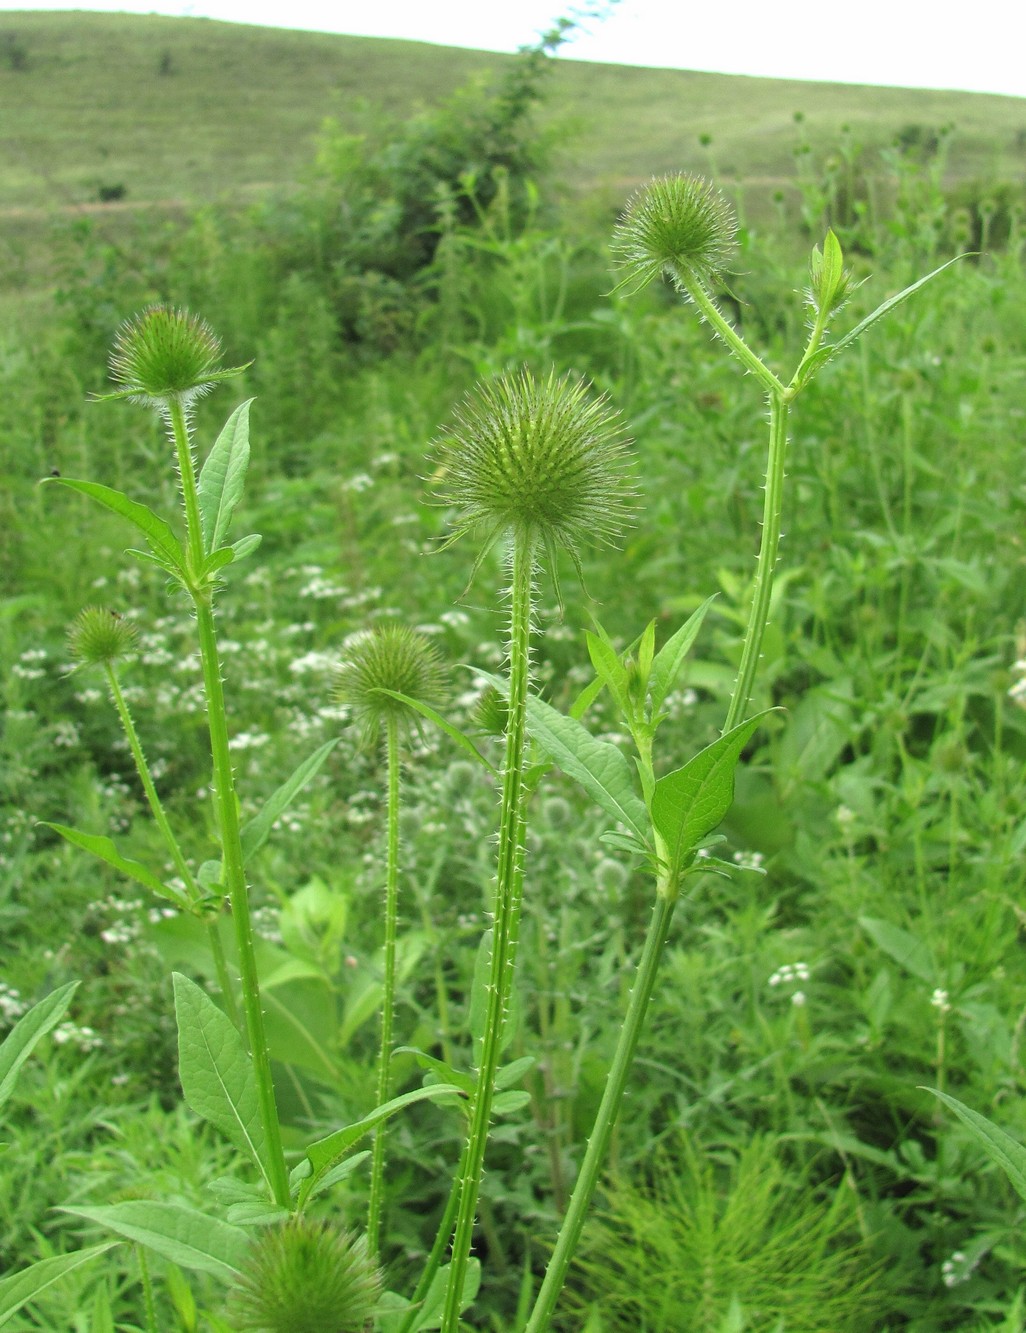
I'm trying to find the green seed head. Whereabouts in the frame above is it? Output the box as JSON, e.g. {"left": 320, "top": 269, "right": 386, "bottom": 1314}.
{"left": 67, "top": 607, "right": 137, "bottom": 668}
{"left": 333, "top": 622, "right": 447, "bottom": 748}
{"left": 433, "top": 369, "right": 635, "bottom": 590}
{"left": 103, "top": 304, "right": 246, "bottom": 409}
{"left": 228, "top": 1218, "right": 383, "bottom": 1333}
{"left": 611, "top": 174, "right": 737, "bottom": 293}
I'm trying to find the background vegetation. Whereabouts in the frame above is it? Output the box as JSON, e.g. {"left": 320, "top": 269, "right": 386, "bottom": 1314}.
{"left": 2, "top": 11, "right": 1026, "bottom": 1331}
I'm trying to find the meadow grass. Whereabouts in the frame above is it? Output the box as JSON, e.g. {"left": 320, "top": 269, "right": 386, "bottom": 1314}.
{"left": 2, "top": 32, "right": 1026, "bottom": 1328}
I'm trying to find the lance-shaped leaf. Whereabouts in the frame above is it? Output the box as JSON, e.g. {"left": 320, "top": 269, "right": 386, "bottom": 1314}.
{"left": 0, "top": 981, "right": 78, "bottom": 1113}
{"left": 39, "top": 824, "right": 189, "bottom": 909}
{"left": 792, "top": 254, "right": 968, "bottom": 393}
{"left": 371, "top": 689, "right": 498, "bottom": 777}
{"left": 43, "top": 478, "right": 187, "bottom": 580}
{"left": 172, "top": 973, "right": 271, "bottom": 1194}
{"left": 651, "top": 710, "right": 773, "bottom": 874}
{"left": 197, "top": 399, "right": 252, "bottom": 552}
{"left": 60, "top": 1202, "right": 249, "bottom": 1279}
{"left": 524, "top": 693, "right": 650, "bottom": 843}
{"left": 924, "top": 1089, "right": 1026, "bottom": 1206}
{"left": 240, "top": 739, "right": 339, "bottom": 863}
{"left": 300, "top": 1085, "right": 464, "bottom": 1207}
{"left": 0, "top": 1243, "right": 118, "bottom": 1327}
{"left": 648, "top": 595, "right": 717, "bottom": 716}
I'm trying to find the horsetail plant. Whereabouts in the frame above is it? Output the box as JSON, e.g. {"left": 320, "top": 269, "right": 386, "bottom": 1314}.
{"left": 332, "top": 623, "right": 447, "bottom": 1255}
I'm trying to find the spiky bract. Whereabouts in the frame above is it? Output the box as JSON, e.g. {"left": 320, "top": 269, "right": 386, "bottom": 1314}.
{"left": 333, "top": 622, "right": 447, "bottom": 748}
{"left": 104, "top": 304, "right": 246, "bottom": 408}
{"left": 433, "top": 370, "right": 635, "bottom": 588}
{"left": 612, "top": 174, "right": 737, "bottom": 293}
{"left": 228, "top": 1219, "right": 383, "bottom": 1333}
{"left": 67, "top": 607, "right": 137, "bottom": 668}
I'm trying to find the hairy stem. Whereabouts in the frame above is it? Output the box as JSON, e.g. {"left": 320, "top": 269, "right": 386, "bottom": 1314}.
{"left": 368, "top": 712, "right": 402, "bottom": 1255}
{"left": 442, "top": 532, "right": 534, "bottom": 1331}
{"left": 168, "top": 401, "right": 290, "bottom": 1209}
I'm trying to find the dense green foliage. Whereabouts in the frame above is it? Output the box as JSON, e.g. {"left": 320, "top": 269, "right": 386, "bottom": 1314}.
{"left": 3, "top": 26, "right": 1026, "bottom": 1329}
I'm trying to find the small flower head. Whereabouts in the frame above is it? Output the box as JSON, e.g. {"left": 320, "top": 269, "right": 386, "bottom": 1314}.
{"left": 333, "top": 623, "right": 447, "bottom": 748}
{"left": 102, "top": 304, "right": 246, "bottom": 410}
{"left": 432, "top": 369, "right": 635, "bottom": 595}
{"left": 67, "top": 607, "right": 137, "bottom": 669}
{"left": 611, "top": 174, "right": 737, "bottom": 293}
{"left": 228, "top": 1218, "right": 382, "bottom": 1333}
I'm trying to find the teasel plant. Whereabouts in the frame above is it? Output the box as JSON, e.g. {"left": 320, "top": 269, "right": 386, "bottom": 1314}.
{"left": 513, "top": 176, "right": 967, "bottom": 1331}
{"left": 424, "top": 369, "right": 637, "bottom": 1330}
{"left": 332, "top": 622, "right": 448, "bottom": 1256}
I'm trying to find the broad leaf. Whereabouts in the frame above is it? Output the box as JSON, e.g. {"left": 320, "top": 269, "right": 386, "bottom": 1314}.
{"left": 0, "top": 1244, "right": 118, "bottom": 1328}
{"left": 0, "top": 982, "right": 79, "bottom": 1112}
{"left": 396, "top": 1048, "right": 475, "bottom": 1097}
{"left": 44, "top": 478, "right": 186, "bottom": 579}
{"left": 240, "top": 739, "right": 339, "bottom": 862}
{"left": 649, "top": 596, "right": 717, "bottom": 716}
{"left": 523, "top": 694, "right": 650, "bottom": 844}
{"left": 301, "top": 1085, "right": 464, "bottom": 1207}
{"left": 924, "top": 1089, "right": 1026, "bottom": 1205}
{"left": 377, "top": 1259, "right": 481, "bottom": 1332}
{"left": 585, "top": 631, "right": 631, "bottom": 717}
{"left": 230, "top": 533, "right": 262, "bottom": 561}
{"left": 40, "top": 823, "right": 189, "bottom": 909}
{"left": 60, "top": 1202, "right": 250, "bottom": 1278}
{"left": 197, "top": 400, "right": 252, "bottom": 551}
{"left": 792, "top": 255, "right": 967, "bottom": 392}
{"left": 651, "top": 711, "right": 772, "bottom": 874}
{"left": 172, "top": 973, "right": 271, "bottom": 1193}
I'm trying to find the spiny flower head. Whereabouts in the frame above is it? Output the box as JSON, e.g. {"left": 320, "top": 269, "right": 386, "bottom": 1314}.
{"left": 432, "top": 369, "right": 635, "bottom": 593}
{"left": 228, "top": 1218, "right": 383, "bottom": 1333}
{"left": 333, "top": 622, "right": 447, "bottom": 748}
{"left": 611, "top": 174, "right": 737, "bottom": 293}
{"left": 102, "top": 304, "right": 247, "bottom": 410}
{"left": 67, "top": 607, "right": 137, "bottom": 669}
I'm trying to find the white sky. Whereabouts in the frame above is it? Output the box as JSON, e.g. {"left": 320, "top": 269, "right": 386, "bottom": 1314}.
{"left": 3, "top": 0, "right": 1024, "bottom": 99}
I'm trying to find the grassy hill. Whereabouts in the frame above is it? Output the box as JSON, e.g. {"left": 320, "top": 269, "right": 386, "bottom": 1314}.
{"left": 2, "top": 9, "right": 1024, "bottom": 221}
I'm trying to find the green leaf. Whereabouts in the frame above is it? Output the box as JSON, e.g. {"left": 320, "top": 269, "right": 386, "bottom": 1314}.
{"left": 923, "top": 1089, "right": 1026, "bottom": 1205}
{"left": 371, "top": 690, "right": 498, "bottom": 777}
{"left": 651, "top": 711, "right": 772, "bottom": 875}
{"left": 648, "top": 596, "right": 717, "bottom": 716}
{"left": 240, "top": 739, "right": 339, "bottom": 863}
{"left": 523, "top": 694, "right": 650, "bottom": 844}
{"left": 793, "top": 254, "right": 968, "bottom": 392}
{"left": 44, "top": 478, "right": 186, "bottom": 579}
{"left": 859, "top": 916, "right": 934, "bottom": 984}
{"left": 197, "top": 400, "right": 252, "bottom": 551}
{"left": 377, "top": 1260, "right": 481, "bottom": 1332}
{"left": 60, "top": 1202, "right": 250, "bottom": 1278}
{"left": 172, "top": 973, "right": 271, "bottom": 1193}
{"left": 301, "top": 1085, "right": 464, "bottom": 1208}
{"left": 395, "top": 1048, "right": 475, "bottom": 1097}
{"left": 39, "top": 823, "right": 189, "bottom": 909}
{"left": 0, "top": 981, "right": 78, "bottom": 1112}
{"left": 230, "top": 533, "right": 262, "bottom": 562}
{"left": 585, "top": 631, "right": 631, "bottom": 717}
{"left": 290, "top": 1151, "right": 370, "bottom": 1203}
{"left": 0, "top": 1244, "right": 118, "bottom": 1328}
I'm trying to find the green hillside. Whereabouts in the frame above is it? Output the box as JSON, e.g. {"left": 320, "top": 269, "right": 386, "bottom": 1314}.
{"left": 1, "top": 9, "right": 1023, "bottom": 219}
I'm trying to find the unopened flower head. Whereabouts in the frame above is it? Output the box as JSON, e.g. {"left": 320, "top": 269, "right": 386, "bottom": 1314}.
{"left": 333, "top": 622, "right": 447, "bottom": 748}
{"left": 67, "top": 607, "right": 137, "bottom": 669}
{"left": 433, "top": 369, "right": 635, "bottom": 591}
{"left": 612, "top": 174, "right": 737, "bottom": 294}
{"left": 228, "top": 1218, "right": 382, "bottom": 1333}
{"left": 103, "top": 304, "right": 247, "bottom": 410}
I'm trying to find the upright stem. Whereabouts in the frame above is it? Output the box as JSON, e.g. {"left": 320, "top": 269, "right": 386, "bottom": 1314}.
{"left": 167, "top": 399, "right": 290, "bottom": 1210}
{"left": 524, "top": 892, "right": 676, "bottom": 1333}
{"left": 367, "top": 713, "right": 402, "bottom": 1255}
{"left": 105, "top": 661, "right": 240, "bottom": 1026}
{"left": 722, "top": 391, "right": 790, "bottom": 734}
{"left": 442, "top": 533, "right": 534, "bottom": 1332}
